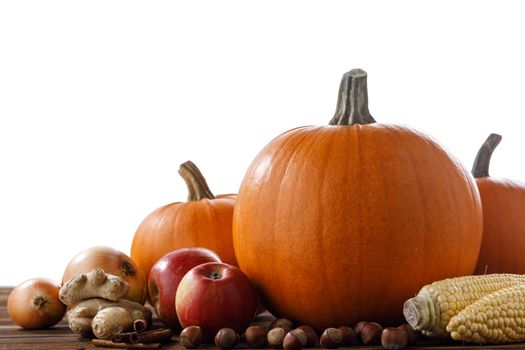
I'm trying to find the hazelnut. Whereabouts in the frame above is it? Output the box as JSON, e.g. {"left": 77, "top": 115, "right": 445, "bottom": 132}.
{"left": 245, "top": 325, "right": 268, "bottom": 348}
{"left": 381, "top": 327, "right": 408, "bottom": 349}
{"left": 353, "top": 321, "right": 367, "bottom": 340}
{"left": 338, "top": 326, "right": 356, "bottom": 346}
{"left": 270, "top": 318, "right": 294, "bottom": 333}
{"left": 180, "top": 326, "right": 202, "bottom": 349}
{"left": 215, "top": 327, "right": 239, "bottom": 349}
{"left": 360, "top": 322, "right": 383, "bottom": 345}
{"left": 297, "top": 325, "right": 319, "bottom": 347}
{"left": 268, "top": 327, "right": 286, "bottom": 348}
{"left": 283, "top": 329, "right": 307, "bottom": 350}
{"left": 319, "top": 328, "right": 343, "bottom": 349}
{"left": 397, "top": 323, "right": 417, "bottom": 345}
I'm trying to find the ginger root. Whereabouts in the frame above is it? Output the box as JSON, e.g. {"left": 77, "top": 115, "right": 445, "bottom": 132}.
{"left": 60, "top": 268, "right": 129, "bottom": 306}
{"left": 92, "top": 306, "right": 133, "bottom": 339}
{"left": 67, "top": 298, "right": 152, "bottom": 338}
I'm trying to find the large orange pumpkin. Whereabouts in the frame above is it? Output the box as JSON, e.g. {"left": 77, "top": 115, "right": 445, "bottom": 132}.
{"left": 131, "top": 161, "right": 237, "bottom": 277}
{"left": 473, "top": 134, "right": 525, "bottom": 274}
{"left": 233, "top": 69, "right": 483, "bottom": 330}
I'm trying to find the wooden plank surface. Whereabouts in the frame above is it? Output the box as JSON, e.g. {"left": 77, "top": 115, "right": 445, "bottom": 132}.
{"left": 2, "top": 286, "right": 525, "bottom": 349}
{"left": 0, "top": 287, "right": 178, "bottom": 350}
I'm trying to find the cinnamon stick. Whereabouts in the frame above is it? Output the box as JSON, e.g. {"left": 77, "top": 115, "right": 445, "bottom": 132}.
{"left": 112, "top": 328, "right": 173, "bottom": 344}
{"left": 136, "top": 328, "right": 173, "bottom": 343}
{"left": 92, "top": 339, "right": 161, "bottom": 349}
{"left": 112, "top": 331, "right": 137, "bottom": 343}
{"left": 134, "top": 318, "right": 149, "bottom": 332}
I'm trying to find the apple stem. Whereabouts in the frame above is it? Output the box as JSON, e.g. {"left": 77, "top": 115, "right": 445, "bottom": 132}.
{"left": 210, "top": 271, "right": 222, "bottom": 280}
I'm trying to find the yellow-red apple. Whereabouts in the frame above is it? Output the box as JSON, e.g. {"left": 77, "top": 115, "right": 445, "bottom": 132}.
{"left": 176, "top": 262, "right": 258, "bottom": 341}
{"left": 148, "top": 248, "right": 221, "bottom": 329}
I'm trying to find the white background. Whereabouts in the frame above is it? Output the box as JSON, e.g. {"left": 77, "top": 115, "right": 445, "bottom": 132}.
{"left": 1, "top": 1, "right": 524, "bottom": 286}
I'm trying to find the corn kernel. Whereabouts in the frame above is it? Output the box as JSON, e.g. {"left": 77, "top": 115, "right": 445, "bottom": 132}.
{"left": 446, "top": 284, "right": 525, "bottom": 344}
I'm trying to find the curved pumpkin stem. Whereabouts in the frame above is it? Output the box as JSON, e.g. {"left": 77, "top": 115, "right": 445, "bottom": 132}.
{"left": 472, "top": 133, "right": 502, "bottom": 178}
{"left": 329, "top": 68, "right": 376, "bottom": 126}
{"left": 178, "top": 161, "right": 215, "bottom": 201}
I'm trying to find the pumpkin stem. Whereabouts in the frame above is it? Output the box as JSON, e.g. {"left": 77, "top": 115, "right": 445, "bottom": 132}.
{"left": 178, "top": 161, "right": 215, "bottom": 201}
{"left": 329, "top": 68, "right": 376, "bottom": 125}
{"left": 471, "top": 133, "right": 502, "bottom": 178}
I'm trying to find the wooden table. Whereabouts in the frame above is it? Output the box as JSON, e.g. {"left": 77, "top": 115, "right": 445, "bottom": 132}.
{"left": 0, "top": 287, "right": 182, "bottom": 350}
{"left": 2, "top": 286, "right": 525, "bottom": 349}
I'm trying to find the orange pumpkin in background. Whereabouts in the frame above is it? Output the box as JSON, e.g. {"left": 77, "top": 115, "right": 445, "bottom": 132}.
{"left": 131, "top": 161, "right": 237, "bottom": 277}
{"left": 233, "top": 69, "right": 483, "bottom": 330}
{"left": 473, "top": 134, "right": 525, "bottom": 274}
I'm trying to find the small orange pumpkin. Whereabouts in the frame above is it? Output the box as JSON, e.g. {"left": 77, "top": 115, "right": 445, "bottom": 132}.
{"left": 473, "top": 134, "right": 525, "bottom": 274}
{"left": 233, "top": 69, "right": 483, "bottom": 330}
{"left": 131, "top": 161, "right": 237, "bottom": 277}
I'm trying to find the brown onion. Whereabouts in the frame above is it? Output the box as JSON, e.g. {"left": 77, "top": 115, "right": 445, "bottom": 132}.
{"left": 62, "top": 246, "right": 147, "bottom": 304}
{"left": 7, "top": 278, "right": 66, "bottom": 329}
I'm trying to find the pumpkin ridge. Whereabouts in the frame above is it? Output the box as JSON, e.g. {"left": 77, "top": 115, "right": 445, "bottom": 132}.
{"left": 234, "top": 127, "right": 314, "bottom": 313}
{"left": 397, "top": 128, "right": 434, "bottom": 275}
{"left": 317, "top": 128, "right": 345, "bottom": 324}
{"left": 168, "top": 205, "right": 182, "bottom": 252}
{"left": 445, "top": 147, "right": 482, "bottom": 272}
{"left": 358, "top": 126, "right": 410, "bottom": 319}
{"left": 205, "top": 198, "right": 237, "bottom": 265}
{"left": 353, "top": 125, "right": 366, "bottom": 317}
{"left": 271, "top": 129, "right": 320, "bottom": 317}
{"left": 205, "top": 201, "right": 218, "bottom": 252}
{"left": 156, "top": 205, "right": 179, "bottom": 267}
{"left": 293, "top": 129, "right": 334, "bottom": 324}
{"left": 396, "top": 129, "right": 448, "bottom": 272}
{"left": 347, "top": 125, "right": 366, "bottom": 318}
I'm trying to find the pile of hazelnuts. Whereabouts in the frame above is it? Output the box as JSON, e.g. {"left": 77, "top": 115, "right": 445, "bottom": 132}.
{"left": 178, "top": 318, "right": 417, "bottom": 349}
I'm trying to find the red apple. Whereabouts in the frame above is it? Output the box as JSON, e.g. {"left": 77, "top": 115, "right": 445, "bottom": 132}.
{"left": 148, "top": 247, "right": 221, "bottom": 329}
{"left": 176, "top": 262, "right": 258, "bottom": 342}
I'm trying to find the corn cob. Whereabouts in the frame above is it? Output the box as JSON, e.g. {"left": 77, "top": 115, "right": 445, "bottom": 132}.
{"left": 403, "top": 274, "right": 525, "bottom": 337}
{"left": 446, "top": 284, "right": 525, "bottom": 344}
